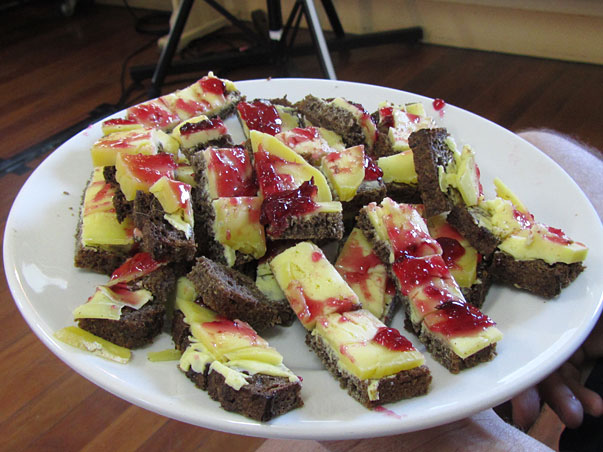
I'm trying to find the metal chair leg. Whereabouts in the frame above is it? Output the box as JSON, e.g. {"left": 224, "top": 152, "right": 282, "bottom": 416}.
{"left": 300, "top": 0, "right": 337, "bottom": 80}
{"left": 148, "top": 0, "right": 194, "bottom": 98}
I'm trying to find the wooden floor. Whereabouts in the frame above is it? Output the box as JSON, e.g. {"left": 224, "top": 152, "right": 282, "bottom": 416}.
{"left": 1, "top": 1, "right": 601, "bottom": 451}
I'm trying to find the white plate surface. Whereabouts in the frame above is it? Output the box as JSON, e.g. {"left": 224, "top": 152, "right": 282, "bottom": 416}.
{"left": 4, "top": 78, "right": 603, "bottom": 440}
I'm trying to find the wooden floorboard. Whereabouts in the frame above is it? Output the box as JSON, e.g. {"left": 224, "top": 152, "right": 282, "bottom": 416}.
{"left": 0, "top": 1, "right": 601, "bottom": 450}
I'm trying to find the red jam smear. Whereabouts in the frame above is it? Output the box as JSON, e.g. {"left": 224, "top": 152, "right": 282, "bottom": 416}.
{"left": 422, "top": 283, "right": 461, "bottom": 304}
{"left": 433, "top": 222, "right": 464, "bottom": 242}
{"left": 430, "top": 300, "right": 495, "bottom": 337}
{"left": 349, "top": 101, "right": 378, "bottom": 144}
{"left": 386, "top": 222, "right": 442, "bottom": 260}
{"left": 103, "top": 118, "right": 139, "bottom": 126}
{"left": 281, "top": 127, "right": 320, "bottom": 147}
{"left": 336, "top": 240, "right": 383, "bottom": 302}
{"left": 545, "top": 226, "right": 572, "bottom": 245}
{"left": 237, "top": 100, "right": 282, "bottom": 135}
{"left": 198, "top": 76, "right": 226, "bottom": 95}
{"left": 179, "top": 117, "right": 226, "bottom": 136}
{"left": 513, "top": 208, "right": 535, "bottom": 230}
{"left": 385, "top": 277, "right": 396, "bottom": 296}
{"left": 100, "top": 130, "right": 152, "bottom": 149}
{"left": 392, "top": 255, "right": 450, "bottom": 295}
{"left": 339, "top": 344, "right": 355, "bottom": 363}
{"left": 173, "top": 97, "right": 211, "bottom": 117}
{"left": 437, "top": 237, "right": 466, "bottom": 268}
{"left": 260, "top": 180, "right": 319, "bottom": 236}
{"left": 254, "top": 147, "right": 300, "bottom": 196}
{"left": 121, "top": 153, "right": 178, "bottom": 185}
{"left": 373, "top": 406, "right": 404, "bottom": 419}
{"left": 372, "top": 326, "right": 414, "bottom": 352}
{"left": 127, "top": 100, "right": 180, "bottom": 129}
{"left": 410, "top": 282, "right": 461, "bottom": 319}
{"left": 103, "top": 283, "right": 149, "bottom": 307}
{"left": 109, "top": 252, "right": 163, "bottom": 285}
{"left": 207, "top": 147, "right": 257, "bottom": 197}
{"left": 85, "top": 181, "right": 116, "bottom": 215}
{"left": 287, "top": 281, "right": 359, "bottom": 326}
{"left": 325, "top": 151, "right": 342, "bottom": 163}
{"left": 202, "top": 319, "right": 259, "bottom": 344}
{"left": 363, "top": 154, "right": 383, "bottom": 181}
{"left": 406, "top": 113, "right": 421, "bottom": 123}
{"left": 379, "top": 106, "right": 394, "bottom": 129}
{"left": 475, "top": 163, "right": 484, "bottom": 199}
{"left": 167, "top": 179, "right": 192, "bottom": 209}
{"left": 90, "top": 181, "right": 114, "bottom": 203}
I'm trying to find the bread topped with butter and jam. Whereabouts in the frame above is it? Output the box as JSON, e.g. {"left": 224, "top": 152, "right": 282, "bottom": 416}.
{"left": 61, "top": 73, "right": 590, "bottom": 422}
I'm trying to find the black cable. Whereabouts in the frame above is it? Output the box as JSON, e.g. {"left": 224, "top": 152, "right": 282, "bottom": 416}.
{"left": 118, "top": 38, "right": 157, "bottom": 107}
{"left": 122, "top": 0, "right": 170, "bottom": 36}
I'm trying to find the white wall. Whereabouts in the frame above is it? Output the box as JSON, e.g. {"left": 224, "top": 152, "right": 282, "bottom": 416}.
{"left": 99, "top": 0, "right": 603, "bottom": 64}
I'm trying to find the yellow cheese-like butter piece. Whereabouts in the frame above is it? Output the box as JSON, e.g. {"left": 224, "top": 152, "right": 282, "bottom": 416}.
{"left": 314, "top": 310, "right": 424, "bottom": 380}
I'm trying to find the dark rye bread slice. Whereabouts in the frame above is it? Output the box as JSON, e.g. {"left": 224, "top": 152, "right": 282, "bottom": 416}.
{"left": 419, "top": 327, "right": 497, "bottom": 374}
{"left": 383, "top": 182, "right": 422, "bottom": 206}
{"left": 408, "top": 128, "right": 454, "bottom": 218}
{"left": 77, "top": 265, "right": 176, "bottom": 349}
{"left": 409, "top": 129, "right": 499, "bottom": 258}
{"left": 357, "top": 204, "right": 498, "bottom": 373}
{"left": 381, "top": 292, "right": 402, "bottom": 326}
{"left": 133, "top": 191, "right": 196, "bottom": 263}
{"left": 78, "top": 303, "right": 165, "bottom": 349}
{"left": 490, "top": 251, "right": 585, "bottom": 299}
{"left": 74, "top": 240, "right": 129, "bottom": 275}
{"left": 462, "top": 257, "right": 493, "bottom": 309}
{"left": 189, "top": 148, "right": 257, "bottom": 265}
{"left": 400, "top": 298, "right": 497, "bottom": 374}
{"left": 213, "top": 89, "right": 243, "bottom": 121}
{"left": 180, "top": 135, "right": 234, "bottom": 161}
{"left": 295, "top": 95, "right": 367, "bottom": 148}
{"left": 265, "top": 211, "right": 344, "bottom": 241}
{"left": 74, "top": 168, "right": 132, "bottom": 274}
{"left": 355, "top": 206, "right": 395, "bottom": 265}
{"left": 205, "top": 370, "right": 303, "bottom": 422}
{"left": 74, "top": 212, "right": 131, "bottom": 276}
{"left": 171, "top": 309, "right": 192, "bottom": 352}
{"left": 372, "top": 115, "right": 398, "bottom": 158}
{"left": 446, "top": 205, "right": 499, "bottom": 256}
{"left": 103, "top": 166, "right": 132, "bottom": 223}
{"left": 180, "top": 356, "right": 303, "bottom": 421}
{"left": 187, "top": 257, "right": 280, "bottom": 331}
{"left": 340, "top": 180, "right": 387, "bottom": 231}
{"left": 172, "top": 305, "right": 303, "bottom": 421}
{"left": 305, "top": 331, "right": 431, "bottom": 408}
{"left": 190, "top": 149, "right": 215, "bottom": 258}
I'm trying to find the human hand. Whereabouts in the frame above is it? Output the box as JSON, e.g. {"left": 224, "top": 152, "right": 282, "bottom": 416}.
{"left": 256, "top": 408, "right": 552, "bottom": 452}
{"left": 511, "top": 314, "right": 603, "bottom": 430}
